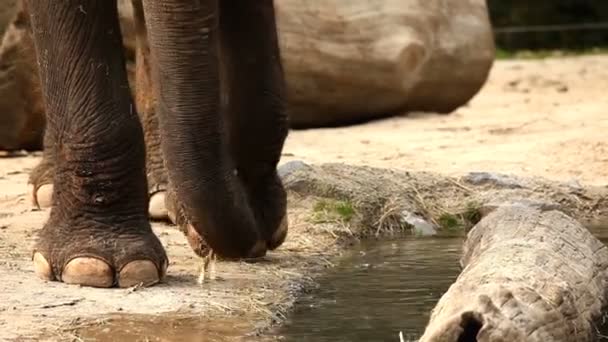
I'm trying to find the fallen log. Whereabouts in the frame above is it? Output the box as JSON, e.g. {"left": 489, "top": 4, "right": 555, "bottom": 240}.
{"left": 419, "top": 206, "right": 608, "bottom": 342}
{"left": 277, "top": 0, "right": 495, "bottom": 127}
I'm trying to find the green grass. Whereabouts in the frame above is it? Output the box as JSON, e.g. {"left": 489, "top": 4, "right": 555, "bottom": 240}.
{"left": 436, "top": 201, "right": 483, "bottom": 233}
{"left": 438, "top": 213, "right": 463, "bottom": 232}
{"left": 311, "top": 199, "right": 356, "bottom": 224}
{"left": 463, "top": 201, "right": 483, "bottom": 225}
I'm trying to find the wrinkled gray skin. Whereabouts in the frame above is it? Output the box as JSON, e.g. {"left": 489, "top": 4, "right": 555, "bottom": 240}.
{"left": 26, "top": 0, "right": 289, "bottom": 288}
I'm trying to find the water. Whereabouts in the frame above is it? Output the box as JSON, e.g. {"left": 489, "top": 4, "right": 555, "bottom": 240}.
{"left": 274, "top": 236, "right": 464, "bottom": 342}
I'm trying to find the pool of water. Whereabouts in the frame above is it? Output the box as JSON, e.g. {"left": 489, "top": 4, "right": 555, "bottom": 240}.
{"left": 272, "top": 236, "right": 464, "bottom": 342}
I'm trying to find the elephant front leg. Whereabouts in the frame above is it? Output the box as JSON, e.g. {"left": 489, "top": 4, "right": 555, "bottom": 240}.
{"left": 220, "top": 0, "right": 289, "bottom": 250}
{"left": 142, "top": 0, "right": 269, "bottom": 259}
{"left": 27, "top": 0, "right": 167, "bottom": 288}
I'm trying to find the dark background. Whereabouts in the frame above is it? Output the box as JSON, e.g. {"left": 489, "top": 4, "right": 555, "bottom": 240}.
{"left": 488, "top": 0, "right": 608, "bottom": 50}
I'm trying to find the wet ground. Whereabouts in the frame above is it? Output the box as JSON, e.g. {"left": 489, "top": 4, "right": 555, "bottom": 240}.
{"left": 75, "top": 314, "right": 250, "bottom": 342}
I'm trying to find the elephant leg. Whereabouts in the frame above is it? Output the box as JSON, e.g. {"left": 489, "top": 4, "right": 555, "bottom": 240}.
{"left": 27, "top": 2, "right": 169, "bottom": 219}
{"left": 219, "top": 0, "right": 289, "bottom": 250}
{"left": 27, "top": 0, "right": 167, "bottom": 288}
{"left": 142, "top": 0, "right": 272, "bottom": 259}
{"left": 131, "top": 0, "right": 168, "bottom": 220}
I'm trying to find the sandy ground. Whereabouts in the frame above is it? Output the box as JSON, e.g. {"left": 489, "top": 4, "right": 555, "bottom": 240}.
{"left": 0, "top": 55, "right": 607, "bottom": 341}
{"left": 283, "top": 55, "right": 608, "bottom": 186}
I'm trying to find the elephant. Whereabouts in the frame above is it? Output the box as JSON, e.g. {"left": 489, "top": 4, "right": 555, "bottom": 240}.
{"left": 25, "top": 0, "right": 289, "bottom": 288}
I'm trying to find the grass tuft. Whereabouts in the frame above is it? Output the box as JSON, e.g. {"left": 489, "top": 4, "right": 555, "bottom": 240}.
{"left": 311, "top": 199, "right": 356, "bottom": 224}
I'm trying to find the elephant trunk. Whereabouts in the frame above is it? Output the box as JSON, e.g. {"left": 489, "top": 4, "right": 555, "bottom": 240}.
{"left": 141, "top": 0, "right": 263, "bottom": 258}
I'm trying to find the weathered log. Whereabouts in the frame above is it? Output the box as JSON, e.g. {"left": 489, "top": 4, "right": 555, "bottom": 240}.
{"left": 277, "top": 0, "right": 495, "bottom": 127}
{"left": 420, "top": 206, "right": 608, "bottom": 342}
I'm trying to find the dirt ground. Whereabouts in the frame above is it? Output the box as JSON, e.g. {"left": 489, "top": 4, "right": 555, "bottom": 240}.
{"left": 0, "top": 55, "right": 607, "bottom": 341}
{"left": 283, "top": 55, "right": 608, "bottom": 186}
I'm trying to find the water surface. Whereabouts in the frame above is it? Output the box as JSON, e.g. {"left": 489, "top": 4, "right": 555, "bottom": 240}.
{"left": 274, "top": 236, "right": 464, "bottom": 342}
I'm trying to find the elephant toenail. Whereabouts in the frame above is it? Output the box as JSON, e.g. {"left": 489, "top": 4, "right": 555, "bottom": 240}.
{"left": 149, "top": 191, "right": 168, "bottom": 220}
{"left": 33, "top": 252, "right": 54, "bottom": 281}
{"left": 118, "top": 260, "right": 161, "bottom": 288}
{"left": 62, "top": 257, "right": 113, "bottom": 288}
{"left": 36, "top": 184, "right": 54, "bottom": 208}
{"left": 269, "top": 215, "right": 288, "bottom": 250}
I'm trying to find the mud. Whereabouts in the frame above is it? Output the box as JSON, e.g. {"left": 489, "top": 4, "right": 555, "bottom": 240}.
{"left": 72, "top": 314, "right": 249, "bottom": 342}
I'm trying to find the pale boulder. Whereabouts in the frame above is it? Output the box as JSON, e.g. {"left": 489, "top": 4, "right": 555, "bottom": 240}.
{"left": 276, "top": 0, "right": 495, "bottom": 127}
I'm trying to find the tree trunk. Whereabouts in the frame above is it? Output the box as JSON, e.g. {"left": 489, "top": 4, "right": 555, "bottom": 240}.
{"left": 420, "top": 206, "right": 608, "bottom": 342}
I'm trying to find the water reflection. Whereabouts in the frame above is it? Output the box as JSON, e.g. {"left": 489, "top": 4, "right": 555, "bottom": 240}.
{"left": 275, "top": 236, "right": 464, "bottom": 342}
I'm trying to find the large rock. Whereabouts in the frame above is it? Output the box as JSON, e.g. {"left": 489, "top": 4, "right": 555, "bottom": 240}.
{"left": 278, "top": 0, "right": 495, "bottom": 127}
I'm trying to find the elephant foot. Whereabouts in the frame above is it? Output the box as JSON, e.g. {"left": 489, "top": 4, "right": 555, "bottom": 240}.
{"left": 28, "top": 160, "right": 171, "bottom": 223}
{"left": 29, "top": 183, "right": 170, "bottom": 222}
{"left": 163, "top": 186, "right": 213, "bottom": 258}
{"left": 148, "top": 190, "right": 168, "bottom": 220}
{"left": 28, "top": 183, "right": 54, "bottom": 209}
{"left": 164, "top": 174, "right": 286, "bottom": 259}
{"left": 246, "top": 171, "right": 289, "bottom": 251}
{"left": 28, "top": 156, "right": 55, "bottom": 209}
{"left": 33, "top": 218, "right": 168, "bottom": 288}
{"left": 29, "top": 182, "right": 171, "bottom": 221}
{"left": 270, "top": 214, "right": 288, "bottom": 250}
